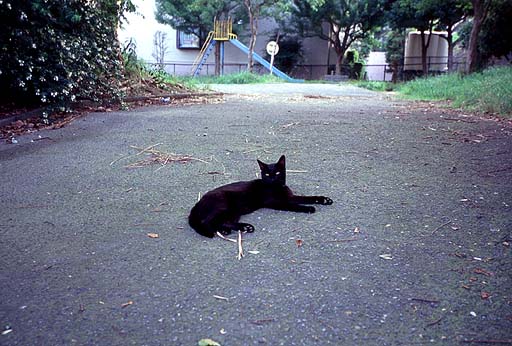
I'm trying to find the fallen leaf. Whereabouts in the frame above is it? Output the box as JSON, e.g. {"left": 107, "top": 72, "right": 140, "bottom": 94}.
{"left": 121, "top": 301, "right": 133, "bottom": 308}
{"left": 248, "top": 250, "right": 260, "bottom": 255}
{"left": 220, "top": 328, "right": 227, "bottom": 335}
{"left": 379, "top": 254, "right": 393, "bottom": 260}
{"left": 473, "top": 268, "right": 493, "bottom": 276}
{"left": 353, "top": 227, "right": 360, "bottom": 233}
{"left": 481, "top": 291, "right": 491, "bottom": 300}
{"left": 198, "top": 339, "right": 221, "bottom": 346}
{"left": 147, "top": 233, "right": 159, "bottom": 238}
{"left": 295, "top": 239, "right": 303, "bottom": 248}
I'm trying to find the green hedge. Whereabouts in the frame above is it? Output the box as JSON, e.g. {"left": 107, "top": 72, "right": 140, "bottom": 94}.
{"left": 0, "top": 0, "right": 133, "bottom": 117}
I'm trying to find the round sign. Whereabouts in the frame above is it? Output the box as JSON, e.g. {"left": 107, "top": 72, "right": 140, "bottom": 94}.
{"left": 266, "top": 41, "right": 279, "bottom": 55}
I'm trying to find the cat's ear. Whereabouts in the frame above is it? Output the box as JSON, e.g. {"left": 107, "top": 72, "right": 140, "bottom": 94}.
{"left": 257, "top": 159, "right": 266, "bottom": 171}
{"left": 277, "top": 155, "right": 285, "bottom": 167}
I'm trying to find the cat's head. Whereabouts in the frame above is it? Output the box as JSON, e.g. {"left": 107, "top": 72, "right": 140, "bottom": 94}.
{"left": 257, "top": 155, "right": 286, "bottom": 186}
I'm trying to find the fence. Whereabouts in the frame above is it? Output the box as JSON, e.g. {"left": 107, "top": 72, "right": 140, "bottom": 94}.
{"left": 148, "top": 56, "right": 466, "bottom": 82}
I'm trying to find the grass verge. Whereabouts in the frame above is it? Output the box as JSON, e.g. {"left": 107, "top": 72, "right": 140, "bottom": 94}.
{"left": 398, "top": 66, "right": 512, "bottom": 116}
{"left": 353, "top": 81, "right": 396, "bottom": 92}
{"left": 183, "top": 71, "right": 282, "bottom": 85}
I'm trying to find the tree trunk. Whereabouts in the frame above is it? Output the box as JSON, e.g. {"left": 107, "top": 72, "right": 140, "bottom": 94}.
{"left": 447, "top": 27, "right": 454, "bottom": 72}
{"left": 215, "top": 43, "right": 220, "bottom": 76}
{"left": 420, "top": 26, "right": 433, "bottom": 76}
{"left": 466, "top": 0, "right": 489, "bottom": 73}
{"left": 335, "top": 54, "right": 343, "bottom": 75}
{"left": 244, "top": 0, "right": 259, "bottom": 73}
{"left": 420, "top": 31, "right": 428, "bottom": 75}
{"left": 333, "top": 26, "right": 350, "bottom": 75}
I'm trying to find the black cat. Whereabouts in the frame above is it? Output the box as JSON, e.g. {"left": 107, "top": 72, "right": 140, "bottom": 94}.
{"left": 189, "top": 155, "right": 333, "bottom": 238}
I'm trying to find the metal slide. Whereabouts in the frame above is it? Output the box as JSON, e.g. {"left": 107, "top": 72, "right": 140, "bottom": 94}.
{"left": 229, "top": 39, "right": 304, "bottom": 83}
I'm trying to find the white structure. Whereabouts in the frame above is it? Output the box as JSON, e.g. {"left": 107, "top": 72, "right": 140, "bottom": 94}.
{"left": 404, "top": 31, "right": 448, "bottom": 71}
{"left": 365, "top": 52, "right": 392, "bottom": 81}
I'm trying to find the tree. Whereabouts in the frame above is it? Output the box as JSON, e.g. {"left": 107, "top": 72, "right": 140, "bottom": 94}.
{"left": 155, "top": 0, "right": 238, "bottom": 42}
{"left": 243, "top": 0, "right": 275, "bottom": 72}
{"left": 291, "top": 0, "right": 389, "bottom": 75}
{"left": 434, "top": 0, "right": 470, "bottom": 71}
{"left": 385, "top": 29, "right": 406, "bottom": 83}
{"left": 474, "top": 0, "right": 512, "bottom": 67}
{"left": 466, "top": 0, "right": 491, "bottom": 73}
{"left": 388, "top": 0, "right": 439, "bottom": 76}
{"left": 152, "top": 31, "right": 168, "bottom": 68}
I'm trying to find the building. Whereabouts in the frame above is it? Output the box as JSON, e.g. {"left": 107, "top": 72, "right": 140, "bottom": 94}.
{"left": 119, "top": 0, "right": 341, "bottom": 79}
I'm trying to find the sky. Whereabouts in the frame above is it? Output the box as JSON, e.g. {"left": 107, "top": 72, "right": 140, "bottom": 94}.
{"left": 118, "top": 0, "right": 171, "bottom": 62}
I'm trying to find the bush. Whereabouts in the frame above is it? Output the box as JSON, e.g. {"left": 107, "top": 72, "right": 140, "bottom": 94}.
{"left": 0, "top": 0, "right": 134, "bottom": 117}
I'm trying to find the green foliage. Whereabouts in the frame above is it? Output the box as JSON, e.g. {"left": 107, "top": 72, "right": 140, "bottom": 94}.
{"left": 399, "top": 66, "right": 512, "bottom": 115}
{"left": 265, "top": 33, "right": 303, "bottom": 74}
{"left": 192, "top": 71, "right": 281, "bottom": 84}
{"left": 477, "top": 0, "right": 512, "bottom": 66}
{"left": 354, "top": 81, "right": 396, "bottom": 91}
{"left": 155, "top": 0, "right": 240, "bottom": 42}
{"left": 385, "top": 29, "right": 405, "bottom": 65}
{"left": 292, "top": 0, "right": 389, "bottom": 71}
{"left": 0, "top": 0, "right": 134, "bottom": 115}
{"left": 122, "top": 39, "right": 145, "bottom": 81}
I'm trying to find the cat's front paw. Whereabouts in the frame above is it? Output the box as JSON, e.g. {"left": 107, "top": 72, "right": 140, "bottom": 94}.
{"left": 318, "top": 196, "right": 333, "bottom": 205}
{"left": 238, "top": 223, "right": 255, "bottom": 233}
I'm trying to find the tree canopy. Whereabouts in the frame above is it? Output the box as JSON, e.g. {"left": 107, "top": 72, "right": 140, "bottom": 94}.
{"left": 291, "top": 0, "right": 390, "bottom": 74}
{"left": 155, "top": 0, "right": 240, "bottom": 42}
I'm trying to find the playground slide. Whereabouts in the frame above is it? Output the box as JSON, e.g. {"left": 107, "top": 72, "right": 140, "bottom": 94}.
{"left": 229, "top": 39, "right": 304, "bottom": 83}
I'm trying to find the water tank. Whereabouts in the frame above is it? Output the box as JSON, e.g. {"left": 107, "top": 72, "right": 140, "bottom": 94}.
{"left": 404, "top": 31, "right": 448, "bottom": 71}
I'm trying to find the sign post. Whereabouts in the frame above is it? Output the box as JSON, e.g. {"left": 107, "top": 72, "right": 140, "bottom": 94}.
{"left": 266, "top": 41, "right": 280, "bottom": 76}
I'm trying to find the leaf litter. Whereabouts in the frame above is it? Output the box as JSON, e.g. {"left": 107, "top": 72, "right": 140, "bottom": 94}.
{"left": 111, "top": 143, "right": 208, "bottom": 170}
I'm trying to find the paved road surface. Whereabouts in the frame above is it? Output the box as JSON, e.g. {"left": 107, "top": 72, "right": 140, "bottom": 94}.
{"left": 1, "top": 83, "right": 511, "bottom": 345}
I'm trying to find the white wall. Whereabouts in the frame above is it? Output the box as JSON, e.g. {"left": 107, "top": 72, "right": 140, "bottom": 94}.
{"left": 366, "top": 52, "right": 392, "bottom": 81}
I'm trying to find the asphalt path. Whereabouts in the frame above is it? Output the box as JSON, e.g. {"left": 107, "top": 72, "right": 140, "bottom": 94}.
{"left": 1, "top": 83, "right": 511, "bottom": 345}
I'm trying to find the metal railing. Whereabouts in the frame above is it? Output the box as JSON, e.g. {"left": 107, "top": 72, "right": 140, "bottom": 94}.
{"left": 147, "top": 57, "right": 466, "bottom": 82}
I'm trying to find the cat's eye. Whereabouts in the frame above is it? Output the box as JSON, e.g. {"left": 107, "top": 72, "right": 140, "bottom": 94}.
{"left": 265, "top": 173, "right": 270, "bottom": 177}
{"left": 276, "top": 172, "right": 280, "bottom": 175}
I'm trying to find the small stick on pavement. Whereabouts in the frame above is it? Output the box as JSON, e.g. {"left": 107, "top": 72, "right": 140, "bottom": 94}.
{"left": 425, "top": 316, "right": 443, "bottom": 327}
{"left": 327, "top": 237, "right": 359, "bottom": 243}
{"left": 238, "top": 230, "right": 244, "bottom": 260}
{"left": 461, "top": 340, "right": 512, "bottom": 344}
{"left": 431, "top": 220, "right": 452, "bottom": 235}
{"left": 216, "top": 232, "right": 237, "bottom": 243}
{"left": 133, "top": 143, "right": 163, "bottom": 155}
{"left": 411, "top": 297, "right": 440, "bottom": 304}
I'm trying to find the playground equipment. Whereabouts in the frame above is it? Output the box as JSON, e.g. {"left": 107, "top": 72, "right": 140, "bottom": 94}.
{"left": 191, "top": 18, "right": 303, "bottom": 83}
